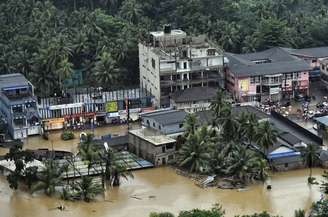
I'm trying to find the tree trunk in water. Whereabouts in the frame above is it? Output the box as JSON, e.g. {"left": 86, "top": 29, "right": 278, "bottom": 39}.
{"left": 113, "top": 170, "right": 120, "bottom": 186}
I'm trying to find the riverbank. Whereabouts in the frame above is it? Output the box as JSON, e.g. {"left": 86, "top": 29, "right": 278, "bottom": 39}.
{"left": 0, "top": 167, "right": 325, "bottom": 217}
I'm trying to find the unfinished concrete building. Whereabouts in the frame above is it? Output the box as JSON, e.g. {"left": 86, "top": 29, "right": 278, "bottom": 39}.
{"left": 139, "top": 25, "right": 224, "bottom": 107}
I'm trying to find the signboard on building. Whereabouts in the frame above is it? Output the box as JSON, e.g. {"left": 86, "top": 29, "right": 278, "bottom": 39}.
{"left": 106, "top": 101, "right": 118, "bottom": 113}
{"left": 270, "top": 87, "right": 281, "bottom": 94}
{"left": 239, "top": 79, "right": 249, "bottom": 93}
{"left": 48, "top": 103, "right": 83, "bottom": 110}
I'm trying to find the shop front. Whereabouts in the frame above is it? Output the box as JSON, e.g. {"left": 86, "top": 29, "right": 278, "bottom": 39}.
{"left": 64, "top": 112, "right": 96, "bottom": 129}
{"left": 43, "top": 118, "right": 65, "bottom": 130}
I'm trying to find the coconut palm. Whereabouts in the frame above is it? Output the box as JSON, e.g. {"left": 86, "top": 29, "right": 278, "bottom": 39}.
{"left": 255, "top": 121, "right": 277, "bottom": 155}
{"left": 302, "top": 144, "right": 320, "bottom": 183}
{"left": 31, "top": 160, "right": 63, "bottom": 196}
{"left": 210, "top": 89, "right": 229, "bottom": 123}
{"left": 183, "top": 113, "right": 197, "bottom": 138}
{"left": 93, "top": 52, "right": 122, "bottom": 90}
{"left": 79, "top": 133, "right": 99, "bottom": 175}
{"left": 99, "top": 147, "right": 133, "bottom": 186}
{"left": 75, "top": 176, "right": 103, "bottom": 202}
{"left": 237, "top": 112, "right": 258, "bottom": 144}
{"left": 119, "top": 0, "right": 143, "bottom": 24}
{"left": 56, "top": 57, "right": 73, "bottom": 90}
{"left": 294, "top": 209, "right": 305, "bottom": 217}
{"left": 177, "top": 126, "right": 211, "bottom": 173}
{"left": 111, "top": 162, "right": 133, "bottom": 186}
{"left": 223, "top": 144, "right": 265, "bottom": 183}
{"left": 218, "top": 106, "right": 239, "bottom": 142}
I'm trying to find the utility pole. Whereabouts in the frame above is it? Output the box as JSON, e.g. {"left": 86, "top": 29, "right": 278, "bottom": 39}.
{"left": 126, "top": 97, "right": 130, "bottom": 130}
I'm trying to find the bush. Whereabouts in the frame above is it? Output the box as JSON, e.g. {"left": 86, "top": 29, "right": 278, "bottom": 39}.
{"left": 311, "top": 199, "right": 328, "bottom": 217}
{"left": 61, "top": 131, "right": 75, "bottom": 140}
{"left": 150, "top": 212, "right": 175, "bottom": 217}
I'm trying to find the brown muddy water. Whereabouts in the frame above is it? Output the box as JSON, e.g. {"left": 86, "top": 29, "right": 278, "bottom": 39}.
{"left": 0, "top": 125, "right": 326, "bottom": 217}
{"left": 0, "top": 167, "right": 325, "bottom": 217}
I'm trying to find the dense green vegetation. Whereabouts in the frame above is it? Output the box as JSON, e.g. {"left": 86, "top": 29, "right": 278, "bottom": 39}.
{"left": 176, "top": 90, "right": 276, "bottom": 185}
{"left": 149, "top": 199, "right": 328, "bottom": 217}
{"left": 149, "top": 205, "right": 283, "bottom": 217}
{"left": 61, "top": 130, "right": 75, "bottom": 140}
{"left": 2, "top": 0, "right": 328, "bottom": 95}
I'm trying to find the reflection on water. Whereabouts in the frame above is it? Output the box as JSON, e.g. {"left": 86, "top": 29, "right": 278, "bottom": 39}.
{"left": 0, "top": 167, "right": 325, "bottom": 217}
{"left": 0, "top": 124, "right": 325, "bottom": 217}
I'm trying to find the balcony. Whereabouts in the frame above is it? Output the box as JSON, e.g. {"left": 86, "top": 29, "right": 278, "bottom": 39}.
{"left": 4, "top": 92, "right": 32, "bottom": 100}
{"left": 160, "top": 80, "right": 174, "bottom": 86}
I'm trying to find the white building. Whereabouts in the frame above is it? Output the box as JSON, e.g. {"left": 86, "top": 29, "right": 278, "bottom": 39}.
{"left": 139, "top": 25, "right": 224, "bottom": 108}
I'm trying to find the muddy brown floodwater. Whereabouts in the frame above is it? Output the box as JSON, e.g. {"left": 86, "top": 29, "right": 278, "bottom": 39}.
{"left": 0, "top": 125, "right": 326, "bottom": 217}
{"left": 0, "top": 167, "right": 325, "bottom": 217}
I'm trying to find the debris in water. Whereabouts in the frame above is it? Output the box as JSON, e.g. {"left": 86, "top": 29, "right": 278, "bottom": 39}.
{"left": 130, "top": 195, "right": 142, "bottom": 200}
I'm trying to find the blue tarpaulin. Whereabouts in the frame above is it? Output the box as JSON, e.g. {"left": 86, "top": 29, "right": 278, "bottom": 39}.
{"left": 268, "top": 151, "right": 301, "bottom": 160}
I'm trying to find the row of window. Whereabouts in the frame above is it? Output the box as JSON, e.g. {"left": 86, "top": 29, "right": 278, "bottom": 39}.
{"left": 250, "top": 72, "right": 304, "bottom": 84}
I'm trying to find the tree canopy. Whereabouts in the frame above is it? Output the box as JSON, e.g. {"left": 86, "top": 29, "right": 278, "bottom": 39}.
{"left": 1, "top": 0, "right": 328, "bottom": 95}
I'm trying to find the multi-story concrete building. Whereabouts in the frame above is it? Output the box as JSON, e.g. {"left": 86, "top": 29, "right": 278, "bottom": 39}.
{"left": 139, "top": 25, "right": 224, "bottom": 107}
{"left": 0, "top": 73, "right": 41, "bottom": 139}
{"left": 286, "top": 47, "right": 328, "bottom": 79}
{"left": 225, "top": 47, "right": 312, "bottom": 103}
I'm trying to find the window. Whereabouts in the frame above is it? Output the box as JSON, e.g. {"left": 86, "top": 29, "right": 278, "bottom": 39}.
{"left": 162, "top": 146, "right": 166, "bottom": 153}
{"left": 146, "top": 120, "right": 150, "bottom": 126}
{"left": 250, "top": 77, "right": 255, "bottom": 84}
{"left": 312, "top": 59, "right": 316, "bottom": 63}
{"left": 207, "top": 49, "right": 216, "bottom": 56}
{"left": 179, "top": 123, "right": 183, "bottom": 128}
{"left": 166, "top": 143, "right": 174, "bottom": 149}
{"left": 159, "top": 125, "right": 161, "bottom": 130}
{"left": 153, "top": 122, "right": 156, "bottom": 127}
{"left": 183, "top": 74, "right": 188, "bottom": 80}
{"left": 182, "top": 50, "right": 187, "bottom": 58}
{"left": 183, "top": 62, "right": 187, "bottom": 69}
{"left": 152, "top": 58, "right": 156, "bottom": 69}
{"left": 284, "top": 163, "right": 289, "bottom": 168}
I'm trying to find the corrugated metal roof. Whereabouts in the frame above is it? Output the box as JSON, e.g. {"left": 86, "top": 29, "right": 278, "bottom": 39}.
{"left": 0, "top": 73, "right": 30, "bottom": 90}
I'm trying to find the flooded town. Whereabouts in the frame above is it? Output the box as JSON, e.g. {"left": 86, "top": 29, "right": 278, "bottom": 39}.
{"left": 3, "top": 1, "right": 328, "bottom": 217}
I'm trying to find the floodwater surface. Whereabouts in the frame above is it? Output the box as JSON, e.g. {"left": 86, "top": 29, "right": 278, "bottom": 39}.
{"left": 0, "top": 125, "right": 326, "bottom": 217}
{"left": 0, "top": 167, "right": 325, "bottom": 217}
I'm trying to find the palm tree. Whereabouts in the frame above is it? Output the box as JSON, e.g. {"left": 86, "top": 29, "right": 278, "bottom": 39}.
{"left": 177, "top": 126, "right": 211, "bottom": 173}
{"left": 302, "top": 144, "right": 320, "bottom": 183}
{"left": 99, "top": 147, "right": 133, "bottom": 186}
{"left": 294, "top": 209, "right": 305, "bottom": 217}
{"left": 237, "top": 113, "right": 258, "bottom": 144}
{"left": 119, "top": 0, "right": 143, "bottom": 24}
{"left": 210, "top": 89, "right": 229, "bottom": 123}
{"left": 93, "top": 52, "right": 122, "bottom": 90}
{"left": 79, "top": 133, "right": 99, "bottom": 175}
{"left": 255, "top": 159, "right": 270, "bottom": 182}
{"left": 223, "top": 144, "right": 266, "bottom": 183}
{"left": 75, "top": 176, "right": 103, "bottom": 202}
{"left": 31, "top": 160, "right": 63, "bottom": 196}
{"left": 255, "top": 121, "right": 277, "bottom": 155}
{"left": 56, "top": 57, "right": 73, "bottom": 91}
{"left": 217, "top": 106, "right": 239, "bottom": 142}
{"left": 111, "top": 162, "right": 133, "bottom": 186}
{"left": 183, "top": 114, "right": 197, "bottom": 138}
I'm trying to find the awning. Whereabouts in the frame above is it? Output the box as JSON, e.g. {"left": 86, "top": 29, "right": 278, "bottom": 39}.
{"left": 268, "top": 151, "right": 301, "bottom": 160}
